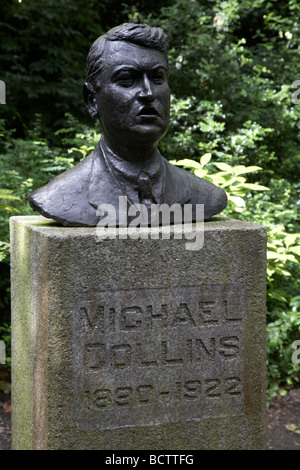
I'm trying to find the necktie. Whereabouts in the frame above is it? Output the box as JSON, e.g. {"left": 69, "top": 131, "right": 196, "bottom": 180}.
{"left": 137, "top": 171, "right": 153, "bottom": 209}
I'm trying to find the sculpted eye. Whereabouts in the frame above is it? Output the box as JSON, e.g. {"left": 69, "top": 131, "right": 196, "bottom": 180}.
{"left": 114, "top": 70, "right": 136, "bottom": 87}
{"left": 118, "top": 78, "right": 135, "bottom": 87}
{"left": 151, "top": 71, "right": 167, "bottom": 84}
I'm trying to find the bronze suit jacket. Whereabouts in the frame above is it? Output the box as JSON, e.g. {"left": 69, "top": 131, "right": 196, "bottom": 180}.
{"left": 29, "top": 143, "right": 227, "bottom": 226}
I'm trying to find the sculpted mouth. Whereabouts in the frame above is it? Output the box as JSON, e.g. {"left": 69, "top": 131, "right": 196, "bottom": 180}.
{"left": 137, "top": 107, "right": 160, "bottom": 117}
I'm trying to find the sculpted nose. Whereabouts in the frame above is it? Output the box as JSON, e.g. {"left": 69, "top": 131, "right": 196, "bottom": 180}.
{"left": 138, "top": 74, "right": 154, "bottom": 101}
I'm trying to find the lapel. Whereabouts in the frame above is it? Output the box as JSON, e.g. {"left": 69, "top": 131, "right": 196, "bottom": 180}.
{"left": 162, "top": 157, "right": 191, "bottom": 206}
{"left": 88, "top": 143, "right": 124, "bottom": 210}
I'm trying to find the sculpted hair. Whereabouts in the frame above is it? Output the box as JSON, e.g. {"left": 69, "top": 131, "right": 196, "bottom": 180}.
{"left": 86, "top": 23, "right": 169, "bottom": 89}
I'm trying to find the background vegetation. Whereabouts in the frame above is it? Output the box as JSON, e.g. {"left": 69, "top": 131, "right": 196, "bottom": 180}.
{"left": 0, "top": 0, "right": 299, "bottom": 400}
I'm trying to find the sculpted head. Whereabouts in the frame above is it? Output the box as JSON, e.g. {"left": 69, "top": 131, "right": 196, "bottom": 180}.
{"left": 83, "top": 24, "right": 170, "bottom": 154}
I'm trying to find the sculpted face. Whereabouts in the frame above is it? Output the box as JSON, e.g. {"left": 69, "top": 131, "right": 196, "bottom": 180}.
{"left": 92, "top": 40, "right": 170, "bottom": 151}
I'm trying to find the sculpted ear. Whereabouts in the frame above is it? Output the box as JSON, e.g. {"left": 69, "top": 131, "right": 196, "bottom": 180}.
{"left": 83, "top": 82, "right": 99, "bottom": 119}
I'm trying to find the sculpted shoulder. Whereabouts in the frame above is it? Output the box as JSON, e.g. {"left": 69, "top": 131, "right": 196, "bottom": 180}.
{"left": 28, "top": 153, "right": 95, "bottom": 226}
{"left": 163, "top": 158, "right": 227, "bottom": 220}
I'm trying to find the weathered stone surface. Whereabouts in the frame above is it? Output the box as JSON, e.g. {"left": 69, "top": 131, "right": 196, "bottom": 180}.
{"left": 10, "top": 215, "right": 267, "bottom": 450}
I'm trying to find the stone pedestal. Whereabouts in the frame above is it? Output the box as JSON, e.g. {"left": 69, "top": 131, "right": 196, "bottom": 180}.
{"left": 10, "top": 215, "right": 267, "bottom": 450}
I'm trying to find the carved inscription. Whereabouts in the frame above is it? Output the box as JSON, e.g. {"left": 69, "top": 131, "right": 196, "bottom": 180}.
{"left": 72, "top": 285, "right": 245, "bottom": 429}
{"left": 86, "top": 376, "right": 242, "bottom": 409}
{"left": 83, "top": 336, "right": 240, "bottom": 370}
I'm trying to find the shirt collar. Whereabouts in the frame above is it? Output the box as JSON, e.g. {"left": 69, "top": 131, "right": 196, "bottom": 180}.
{"left": 99, "top": 136, "right": 165, "bottom": 205}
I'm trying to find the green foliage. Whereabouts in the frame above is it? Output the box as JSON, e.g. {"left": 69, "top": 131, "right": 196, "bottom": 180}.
{"left": 171, "top": 154, "right": 269, "bottom": 211}
{"left": 0, "top": 0, "right": 105, "bottom": 131}
{"left": 0, "top": 114, "right": 99, "bottom": 252}
{"left": 0, "top": 242, "right": 10, "bottom": 263}
{"left": 0, "top": 189, "right": 21, "bottom": 214}
{"left": 0, "top": 0, "right": 174, "bottom": 133}
{"left": 138, "top": 0, "right": 300, "bottom": 184}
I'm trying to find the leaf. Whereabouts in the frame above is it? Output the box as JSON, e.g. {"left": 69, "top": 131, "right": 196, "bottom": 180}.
{"left": 0, "top": 195, "right": 21, "bottom": 201}
{"left": 214, "top": 162, "right": 233, "bottom": 172}
{"left": 170, "top": 159, "right": 202, "bottom": 171}
{"left": 232, "top": 165, "right": 262, "bottom": 175}
{"left": 0, "top": 190, "right": 20, "bottom": 201}
{"left": 289, "top": 246, "right": 300, "bottom": 256}
{"left": 200, "top": 153, "right": 211, "bottom": 167}
{"left": 268, "top": 291, "right": 287, "bottom": 302}
{"left": 284, "top": 234, "right": 299, "bottom": 248}
{"left": 194, "top": 169, "right": 208, "bottom": 178}
{"left": 285, "top": 424, "right": 300, "bottom": 435}
{"left": 222, "top": 178, "right": 243, "bottom": 188}
{"left": 209, "top": 174, "right": 227, "bottom": 185}
{"left": 228, "top": 196, "right": 246, "bottom": 207}
{"left": 275, "top": 269, "right": 292, "bottom": 276}
{"left": 243, "top": 183, "right": 269, "bottom": 191}
{"left": 0, "top": 203, "right": 20, "bottom": 213}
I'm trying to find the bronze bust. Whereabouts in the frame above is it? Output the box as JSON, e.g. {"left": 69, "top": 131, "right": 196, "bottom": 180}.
{"left": 29, "top": 23, "right": 227, "bottom": 226}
